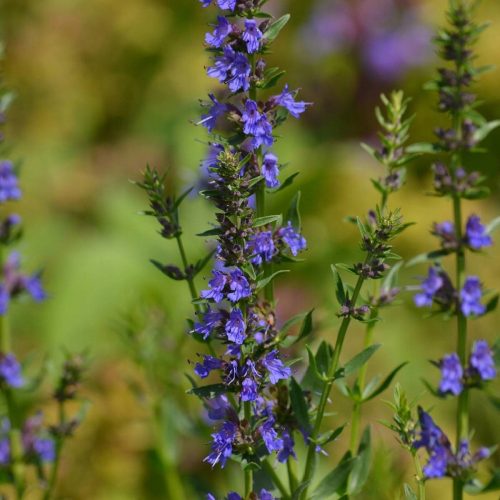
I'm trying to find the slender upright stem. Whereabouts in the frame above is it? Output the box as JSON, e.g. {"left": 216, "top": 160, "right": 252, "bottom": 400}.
{"left": 175, "top": 234, "right": 201, "bottom": 315}
{"left": 244, "top": 402, "right": 253, "bottom": 498}
{"left": 413, "top": 452, "right": 426, "bottom": 500}
{"left": 261, "top": 460, "right": 290, "bottom": 500}
{"left": 349, "top": 318, "right": 375, "bottom": 453}
{"left": 286, "top": 458, "right": 298, "bottom": 494}
{"left": 43, "top": 403, "right": 66, "bottom": 500}
{"left": 300, "top": 273, "right": 366, "bottom": 500}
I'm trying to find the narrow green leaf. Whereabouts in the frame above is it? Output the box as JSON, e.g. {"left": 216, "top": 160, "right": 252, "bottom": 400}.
{"left": 256, "top": 269, "right": 289, "bottom": 291}
{"left": 292, "top": 309, "right": 314, "bottom": 345}
{"left": 363, "top": 362, "right": 408, "bottom": 401}
{"left": 274, "top": 171, "right": 299, "bottom": 192}
{"left": 197, "top": 227, "right": 221, "bottom": 237}
{"left": 348, "top": 427, "right": 372, "bottom": 495}
{"left": 474, "top": 120, "right": 500, "bottom": 142}
{"left": 406, "top": 142, "right": 439, "bottom": 154}
{"left": 254, "top": 214, "right": 282, "bottom": 227}
{"left": 486, "top": 216, "right": 500, "bottom": 235}
{"left": 312, "top": 455, "right": 358, "bottom": 498}
{"left": 290, "top": 377, "right": 312, "bottom": 436}
{"left": 188, "top": 383, "right": 227, "bottom": 399}
{"left": 403, "top": 483, "right": 418, "bottom": 500}
{"left": 286, "top": 191, "right": 302, "bottom": 230}
{"left": 262, "top": 14, "right": 291, "bottom": 42}
{"left": 331, "top": 265, "right": 346, "bottom": 305}
{"left": 343, "top": 345, "right": 381, "bottom": 377}
{"left": 405, "top": 249, "right": 449, "bottom": 267}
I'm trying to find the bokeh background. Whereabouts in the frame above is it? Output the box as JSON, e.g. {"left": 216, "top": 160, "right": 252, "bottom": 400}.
{"left": 1, "top": 0, "right": 499, "bottom": 498}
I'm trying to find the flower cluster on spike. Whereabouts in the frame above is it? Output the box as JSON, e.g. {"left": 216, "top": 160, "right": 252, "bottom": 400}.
{"left": 193, "top": 0, "right": 310, "bottom": 493}
{"left": 407, "top": 1, "right": 499, "bottom": 483}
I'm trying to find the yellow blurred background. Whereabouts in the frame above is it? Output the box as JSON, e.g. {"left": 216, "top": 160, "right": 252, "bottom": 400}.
{"left": 0, "top": 0, "right": 499, "bottom": 498}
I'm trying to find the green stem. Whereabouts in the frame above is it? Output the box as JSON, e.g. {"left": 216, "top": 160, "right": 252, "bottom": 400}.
{"left": 5, "top": 389, "right": 25, "bottom": 499}
{"left": 300, "top": 273, "right": 366, "bottom": 500}
{"left": 261, "top": 460, "right": 290, "bottom": 500}
{"left": 175, "top": 234, "right": 201, "bottom": 315}
{"left": 43, "top": 403, "right": 66, "bottom": 500}
{"left": 453, "top": 194, "right": 467, "bottom": 500}
{"left": 286, "top": 458, "right": 298, "bottom": 495}
{"left": 244, "top": 402, "right": 253, "bottom": 498}
{"left": 153, "top": 399, "right": 186, "bottom": 500}
{"left": 413, "top": 453, "right": 426, "bottom": 500}
{"left": 349, "top": 319, "right": 376, "bottom": 453}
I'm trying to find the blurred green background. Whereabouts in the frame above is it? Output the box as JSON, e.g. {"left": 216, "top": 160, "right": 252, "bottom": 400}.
{"left": 1, "top": 0, "right": 499, "bottom": 498}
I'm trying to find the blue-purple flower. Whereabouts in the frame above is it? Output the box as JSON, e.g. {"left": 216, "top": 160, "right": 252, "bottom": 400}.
{"left": 194, "top": 309, "right": 224, "bottom": 339}
{"left": 273, "top": 85, "right": 309, "bottom": 118}
{"left": 201, "top": 270, "right": 228, "bottom": 303}
{"left": 460, "top": 276, "right": 485, "bottom": 317}
{"left": 200, "top": 94, "right": 228, "bottom": 132}
{"left": 278, "top": 222, "right": 307, "bottom": 256}
{"left": 261, "top": 153, "right": 280, "bottom": 188}
{"left": 204, "top": 420, "right": 237, "bottom": 468}
{"left": 225, "top": 308, "right": 246, "bottom": 344}
{"left": 438, "top": 353, "right": 463, "bottom": 396}
{"left": 260, "top": 417, "right": 283, "bottom": 453}
{"left": 247, "top": 230, "right": 275, "bottom": 265}
{"left": 242, "top": 20, "right": 262, "bottom": 54}
{"left": 195, "top": 355, "right": 224, "bottom": 378}
{"left": 0, "top": 353, "right": 23, "bottom": 388}
{"left": 227, "top": 268, "right": 251, "bottom": 302}
{"left": 0, "top": 160, "right": 21, "bottom": 203}
{"left": 262, "top": 350, "right": 291, "bottom": 384}
{"left": 464, "top": 215, "right": 492, "bottom": 250}
{"left": 469, "top": 340, "right": 496, "bottom": 381}
{"left": 205, "top": 16, "right": 233, "bottom": 48}
{"left": 240, "top": 377, "right": 258, "bottom": 402}
{"left": 413, "top": 266, "right": 444, "bottom": 308}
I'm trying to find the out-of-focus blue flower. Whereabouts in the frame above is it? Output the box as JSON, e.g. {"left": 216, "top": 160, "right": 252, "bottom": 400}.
{"left": 241, "top": 377, "right": 258, "bottom": 402}
{"left": 262, "top": 350, "right": 291, "bottom": 384}
{"left": 460, "top": 276, "right": 485, "bottom": 317}
{"left": 261, "top": 153, "right": 280, "bottom": 188}
{"left": 273, "top": 85, "right": 309, "bottom": 118}
{"left": 438, "top": 353, "right": 463, "bottom": 396}
{"left": 0, "top": 160, "right": 21, "bottom": 203}
{"left": 414, "top": 266, "right": 444, "bottom": 308}
{"left": 469, "top": 340, "right": 496, "bottom": 381}
{"left": 247, "top": 231, "right": 275, "bottom": 265}
{"left": 217, "top": 0, "right": 236, "bottom": 11}
{"left": 204, "top": 420, "right": 237, "bottom": 468}
{"left": 194, "top": 309, "right": 224, "bottom": 340}
{"left": 279, "top": 222, "right": 307, "bottom": 256}
{"left": 225, "top": 308, "right": 246, "bottom": 344}
{"left": 206, "top": 395, "right": 231, "bottom": 421}
{"left": 242, "top": 20, "right": 262, "bottom": 54}
{"left": 195, "top": 355, "right": 224, "bottom": 378}
{"left": 33, "top": 438, "right": 55, "bottom": 462}
{"left": 260, "top": 417, "right": 283, "bottom": 453}
{"left": 423, "top": 446, "right": 449, "bottom": 478}
{"left": 205, "top": 16, "right": 233, "bottom": 48}
{"left": 277, "top": 429, "right": 296, "bottom": 463}
{"left": 227, "top": 268, "right": 251, "bottom": 302}
{"left": 201, "top": 270, "right": 228, "bottom": 303}
{"left": 0, "top": 353, "right": 23, "bottom": 388}
{"left": 200, "top": 94, "right": 228, "bottom": 132}
{"left": 465, "top": 215, "right": 492, "bottom": 250}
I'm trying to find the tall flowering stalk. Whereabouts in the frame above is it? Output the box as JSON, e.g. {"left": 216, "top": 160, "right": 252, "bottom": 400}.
{"left": 348, "top": 90, "right": 417, "bottom": 453}
{"left": 0, "top": 44, "right": 85, "bottom": 499}
{"left": 141, "top": 1, "right": 311, "bottom": 497}
{"left": 391, "top": 1, "right": 499, "bottom": 498}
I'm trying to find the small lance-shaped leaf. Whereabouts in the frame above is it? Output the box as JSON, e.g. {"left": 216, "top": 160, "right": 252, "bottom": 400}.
{"left": 405, "top": 142, "right": 439, "bottom": 154}
{"left": 463, "top": 186, "right": 491, "bottom": 200}
{"left": 465, "top": 468, "right": 500, "bottom": 494}
{"left": 194, "top": 249, "right": 217, "bottom": 275}
{"left": 473, "top": 120, "right": 500, "bottom": 143}
{"left": 197, "top": 227, "right": 221, "bottom": 237}
{"left": 286, "top": 191, "right": 302, "bottom": 230}
{"left": 173, "top": 186, "right": 194, "bottom": 210}
{"left": 348, "top": 427, "right": 372, "bottom": 495}
{"left": 262, "top": 14, "right": 291, "bottom": 42}
{"left": 316, "top": 341, "right": 334, "bottom": 377}
{"left": 290, "top": 377, "right": 312, "bottom": 436}
{"left": 485, "top": 295, "right": 499, "bottom": 315}
{"left": 363, "top": 362, "right": 408, "bottom": 402}
{"left": 331, "top": 264, "right": 346, "bottom": 306}
{"left": 486, "top": 215, "right": 500, "bottom": 235}
{"left": 292, "top": 309, "right": 314, "bottom": 345}
{"left": 405, "top": 249, "right": 449, "bottom": 267}
{"left": 255, "top": 269, "right": 289, "bottom": 291}
{"left": 403, "top": 484, "right": 418, "bottom": 500}
{"left": 382, "top": 261, "right": 403, "bottom": 290}
{"left": 275, "top": 171, "right": 299, "bottom": 193}
{"left": 150, "top": 260, "right": 185, "bottom": 280}
{"left": 253, "top": 214, "right": 283, "bottom": 228}
{"left": 312, "top": 453, "right": 358, "bottom": 499}
{"left": 291, "top": 482, "right": 310, "bottom": 500}
{"left": 259, "top": 68, "right": 286, "bottom": 90}
{"left": 316, "top": 425, "right": 346, "bottom": 447}
{"left": 188, "top": 383, "right": 227, "bottom": 399}
{"left": 343, "top": 344, "right": 381, "bottom": 377}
